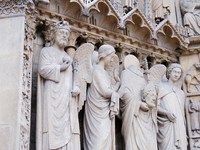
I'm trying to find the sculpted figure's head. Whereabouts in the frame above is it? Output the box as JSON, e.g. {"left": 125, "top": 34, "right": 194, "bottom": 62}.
{"left": 167, "top": 63, "right": 183, "bottom": 82}
{"left": 52, "top": 20, "right": 70, "bottom": 48}
{"left": 142, "top": 82, "right": 157, "bottom": 108}
{"left": 194, "top": 62, "right": 200, "bottom": 69}
{"left": 98, "top": 45, "right": 115, "bottom": 66}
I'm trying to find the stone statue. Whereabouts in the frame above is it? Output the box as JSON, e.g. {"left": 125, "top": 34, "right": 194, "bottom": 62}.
{"left": 73, "top": 44, "right": 120, "bottom": 150}
{"left": 157, "top": 63, "right": 187, "bottom": 150}
{"left": 36, "top": 20, "right": 81, "bottom": 150}
{"left": 118, "top": 55, "right": 147, "bottom": 150}
{"left": 181, "top": 0, "right": 200, "bottom": 35}
{"left": 122, "top": 0, "right": 135, "bottom": 7}
{"left": 188, "top": 98, "right": 200, "bottom": 135}
{"left": 152, "top": 0, "right": 170, "bottom": 22}
{"left": 118, "top": 55, "right": 166, "bottom": 150}
{"left": 185, "top": 62, "right": 200, "bottom": 93}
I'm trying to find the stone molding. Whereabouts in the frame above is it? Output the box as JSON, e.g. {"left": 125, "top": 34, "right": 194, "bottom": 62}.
{"left": 20, "top": 1, "right": 38, "bottom": 149}
{"left": 0, "top": 0, "right": 28, "bottom": 18}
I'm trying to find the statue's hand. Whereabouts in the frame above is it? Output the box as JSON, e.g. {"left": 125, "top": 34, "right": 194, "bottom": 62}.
{"left": 166, "top": 112, "right": 176, "bottom": 123}
{"left": 140, "top": 102, "right": 149, "bottom": 112}
{"left": 72, "top": 86, "right": 80, "bottom": 97}
{"left": 60, "top": 62, "right": 70, "bottom": 71}
{"left": 63, "top": 56, "right": 73, "bottom": 65}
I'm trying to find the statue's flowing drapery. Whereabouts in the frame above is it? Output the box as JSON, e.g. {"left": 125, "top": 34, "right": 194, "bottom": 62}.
{"left": 152, "top": 0, "right": 170, "bottom": 19}
{"left": 120, "top": 66, "right": 157, "bottom": 150}
{"left": 37, "top": 47, "right": 80, "bottom": 150}
{"left": 157, "top": 83, "right": 187, "bottom": 150}
{"left": 83, "top": 65, "right": 117, "bottom": 150}
{"left": 181, "top": 0, "right": 200, "bottom": 34}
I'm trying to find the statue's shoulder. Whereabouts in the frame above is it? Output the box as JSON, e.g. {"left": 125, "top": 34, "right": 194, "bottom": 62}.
{"left": 121, "top": 69, "right": 131, "bottom": 78}
{"left": 158, "top": 82, "right": 170, "bottom": 91}
{"left": 41, "top": 46, "right": 53, "bottom": 53}
{"left": 40, "top": 46, "right": 55, "bottom": 58}
{"left": 92, "top": 65, "right": 103, "bottom": 74}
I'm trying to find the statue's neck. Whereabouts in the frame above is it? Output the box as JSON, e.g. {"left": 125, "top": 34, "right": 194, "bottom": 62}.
{"left": 52, "top": 43, "right": 65, "bottom": 52}
{"left": 168, "top": 79, "right": 176, "bottom": 86}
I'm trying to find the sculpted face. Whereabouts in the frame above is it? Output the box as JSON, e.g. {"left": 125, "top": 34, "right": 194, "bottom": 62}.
{"left": 55, "top": 29, "right": 70, "bottom": 48}
{"left": 169, "top": 67, "right": 182, "bottom": 82}
{"left": 104, "top": 51, "right": 115, "bottom": 66}
{"left": 145, "top": 90, "right": 157, "bottom": 108}
{"left": 195, "top": 63, "right": 200, "bottom": 69}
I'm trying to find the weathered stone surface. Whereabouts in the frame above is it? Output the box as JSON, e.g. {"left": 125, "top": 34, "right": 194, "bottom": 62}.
{"left": 2, "top": 0, "right": 200, "bottom": 150}
{"left": 0, "top": 16, "right": 25, "bottom": 150}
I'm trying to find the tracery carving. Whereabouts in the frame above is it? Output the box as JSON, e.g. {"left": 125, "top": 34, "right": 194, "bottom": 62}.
{"left": 20, "top": 1, "right": 38, "bottom": 149}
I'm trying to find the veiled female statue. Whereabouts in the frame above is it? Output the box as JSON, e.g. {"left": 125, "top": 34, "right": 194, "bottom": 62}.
{"left": 118, "top": 55, "right": 166, "bottom": 150}
{"left": 157, "top": 63, "right": 187, "bottom": 150}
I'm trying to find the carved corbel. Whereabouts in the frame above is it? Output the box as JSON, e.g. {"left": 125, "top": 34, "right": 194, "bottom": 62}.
{"left": 118, "top": 19, "right": 126, "bottom": 30}
{"left": 39, "top": 20, "right": 55, "bottom": 47}
{"left": 82, "top": 8, "right": 90, "bottom": 17}
{"left": 87, "top": 35, "right": 103, "bottom": 45}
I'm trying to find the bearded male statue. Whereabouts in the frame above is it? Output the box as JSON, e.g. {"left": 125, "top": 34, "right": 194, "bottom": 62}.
{"left": 36, "top": 20, "right": 80, "bottom": 150}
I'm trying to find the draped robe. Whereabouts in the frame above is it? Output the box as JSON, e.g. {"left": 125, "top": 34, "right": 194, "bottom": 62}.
{"left": 36, "top": 47, "right": 80, "bottom": 150}
{"left": 157, "top": 82, "right": 187, "bottom": 150}
{"left": 83, "top": 65, "right": 118, "bottom": 150}
{"left": 122, "top": 0, "right": 135, "bottom": 7}
{"left": 152, "top": 0, "right": 170, "bottom": 19}
{"left": 181, "top": 0, "right": 200, "bottom": 34}
{"left": 119, "top": 65, "right": 157, "bottom": 150}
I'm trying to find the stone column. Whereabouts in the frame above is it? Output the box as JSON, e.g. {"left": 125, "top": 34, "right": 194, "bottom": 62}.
{"left": 0, "top": 1, "right": 38, "bottom": 150}
{"left": 66, "top": 30, "right": 80, "bottom": 58}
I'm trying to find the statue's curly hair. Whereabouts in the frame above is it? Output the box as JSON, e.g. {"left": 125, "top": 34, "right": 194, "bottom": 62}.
{"left": 166, "top": 63, "right": 183, "bottom": 79}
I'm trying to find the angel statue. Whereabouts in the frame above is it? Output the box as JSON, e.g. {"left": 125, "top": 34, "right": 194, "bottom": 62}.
{"left": 72, "top": 44, "right": 120, "bottom": 150}
{"left": 36, "top": 20, "right": 81, "bottom": 150}
{"left": 118, "top": 55, "right": 166, "bottom": 150}
{"left": 157, "top": 63, "right": 187, "bottom": 150}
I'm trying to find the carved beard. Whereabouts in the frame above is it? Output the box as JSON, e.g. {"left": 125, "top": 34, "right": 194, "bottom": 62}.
{"left": 57, "top": 39, "right": 68, "bottom": 48}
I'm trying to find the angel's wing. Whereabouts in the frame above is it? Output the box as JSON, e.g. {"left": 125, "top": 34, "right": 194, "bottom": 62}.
{"left": 73, "top": 43, "right": 94, "bottom": 111}
{"left": 105, "top": 54, "right": 120, "bottom": 85}
{"left": 148, "top": 64, "right": 166, "bottom": 85}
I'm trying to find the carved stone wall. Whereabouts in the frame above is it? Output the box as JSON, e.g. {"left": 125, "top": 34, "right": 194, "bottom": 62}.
{"left": 184, "top": 63, "right": 200, "bottom": 150}
{"left": 20, "top": 1, "right": 38, "bottom": 149}
{"left": 29, "top": 1, "right": 187, "bottom": 149}
{"left": 0, "top": 1, "right": 38, "bottom": 150}
{"left": 2, "top": 0, "right": 200, "bottom": 149}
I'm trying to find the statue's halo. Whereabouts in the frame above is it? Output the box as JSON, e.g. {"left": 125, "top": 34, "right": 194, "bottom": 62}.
{"left": 122, "top": 55, "right": 140, "bottom": 70}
